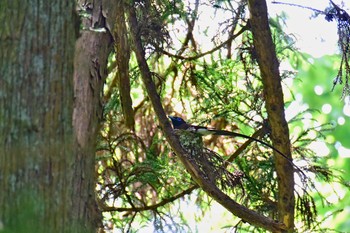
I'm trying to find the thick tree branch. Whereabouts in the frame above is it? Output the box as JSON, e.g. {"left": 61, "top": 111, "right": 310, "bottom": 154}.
{"left": 247, "top": 0, "right": 295, "bottom": 231}
{"left": 73, "top": 0, "right": 114, "bottom": 230}
{"left": 115, "top": 1, "right": 134, "bottom": 130}
{"left": 127, "top": 3, "right": 286, "bottom": 232}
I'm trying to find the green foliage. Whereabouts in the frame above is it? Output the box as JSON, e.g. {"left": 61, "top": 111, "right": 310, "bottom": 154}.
{"left": 95, "top": 0, "right": 348, "bottom": 232}
{"left": 292, "top": 54, "right": 350, "bottom": 148}
{"left": 290, "top": 51, "right": 350, "bottom": 231}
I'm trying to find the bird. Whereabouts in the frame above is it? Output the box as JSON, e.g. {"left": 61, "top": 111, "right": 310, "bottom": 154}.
{"left": 168, "top": 116, "right": 296, "bottom": 165}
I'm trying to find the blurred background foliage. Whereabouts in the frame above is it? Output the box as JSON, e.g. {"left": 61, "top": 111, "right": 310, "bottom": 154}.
{"left": 92, "top": 0, "right": 350, "bottom": 232}
{"left": 290, "top": 52, "right": 350, "bottom": 231}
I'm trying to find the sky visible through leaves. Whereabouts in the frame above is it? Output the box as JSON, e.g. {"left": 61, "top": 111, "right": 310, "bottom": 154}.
{"left": 101, "top": 1, "right": 350, "bottom": 231}
{"left": 169, "top": 1, "right": 350, "bottom": 231}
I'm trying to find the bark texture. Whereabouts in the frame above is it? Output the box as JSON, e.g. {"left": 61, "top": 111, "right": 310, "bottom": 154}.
{"left": 73, "top": 0, "right": 114, "bottom": 230}
{"left": 0, "top": 0, "right": 83, "bottom": 232}
{"left": 114, "top": 1, "right": 134, "bottom": 130}
{"left": 248, "top": 0, "right": 295, "bottom": 231}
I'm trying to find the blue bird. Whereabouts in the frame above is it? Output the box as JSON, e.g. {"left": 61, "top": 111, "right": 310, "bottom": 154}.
{"left": 168, "top": 116, "right": 301, "bottom": 171}
{"left": 169, "top": 115, "right": 267, "bottom": 138}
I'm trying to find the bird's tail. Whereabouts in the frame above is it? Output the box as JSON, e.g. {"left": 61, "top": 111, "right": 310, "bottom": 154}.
{"left": 209, "top": 129, "right": 305, "bottom": 177}
{"left": 210, "top": 129, "right": 288, "bottom": 159}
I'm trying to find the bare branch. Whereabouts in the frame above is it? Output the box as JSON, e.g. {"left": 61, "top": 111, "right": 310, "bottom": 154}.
{"left": 101, "top": 185, "right": 198, "bottom": 212}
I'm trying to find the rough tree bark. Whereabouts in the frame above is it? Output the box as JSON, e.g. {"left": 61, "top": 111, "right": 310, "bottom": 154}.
{"left": 114, "top": 0, "right": 134, "bottom": 130}
{"left": 0, "top": 0, "right": 85, "bottom": 232}
{"left": 248, "top": 0, "right": 295, "bottom": 232}
{"left": 72, "top": 0, "right": 114, "bottom": 231}
{"left": 0, "top": 0, "right": 116, "bottom": 231}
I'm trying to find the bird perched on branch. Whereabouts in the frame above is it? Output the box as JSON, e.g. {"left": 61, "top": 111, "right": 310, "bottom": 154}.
{"left": 168, "top": 116, "right": 293, "bottom": 163}
{"left": 169, "top": 115, "right": 306, "bottom": 179}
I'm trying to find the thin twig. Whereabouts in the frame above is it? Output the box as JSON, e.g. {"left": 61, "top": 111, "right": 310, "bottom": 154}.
{"left": 271, "top": 1, "right": 325, "bottom": 14}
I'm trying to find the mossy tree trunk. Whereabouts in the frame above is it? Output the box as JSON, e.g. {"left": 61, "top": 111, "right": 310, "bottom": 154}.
{"left": 0, "top": 1, "right": 97, "bottom": 232}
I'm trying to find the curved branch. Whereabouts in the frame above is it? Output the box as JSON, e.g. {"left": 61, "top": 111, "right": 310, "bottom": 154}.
{"left": 127, "top": 3, "right": 287, "bottom": 232}
{"left": 115, "top": 1, "right": 134, "bottom": 130}
{"left": 101, "top": 185, "right": 198, "bottom": 212}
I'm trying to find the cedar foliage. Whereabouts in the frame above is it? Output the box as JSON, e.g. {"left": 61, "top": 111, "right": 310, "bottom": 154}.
{"left": 93, "top": 1, "right": 345, "bottom": 232}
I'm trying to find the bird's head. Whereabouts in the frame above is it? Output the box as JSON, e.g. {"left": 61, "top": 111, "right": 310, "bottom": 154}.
{"left": 168, "top": 116, "right": 186, "bottom": 128}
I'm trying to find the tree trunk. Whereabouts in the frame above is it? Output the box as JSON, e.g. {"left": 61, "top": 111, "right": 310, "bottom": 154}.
{"left": 73, "top": 0, "right": 114, "bottom": 231}
{"left": 0, "top": 1, "right": 94, "bottom": 232}
{"left": 114, "top": 0, "right": 134, "bottom": 130}
{"left": 248, "top": 0, "right": 295, "bottom": 231}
